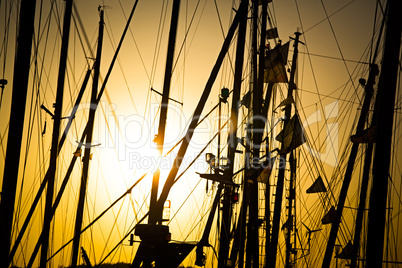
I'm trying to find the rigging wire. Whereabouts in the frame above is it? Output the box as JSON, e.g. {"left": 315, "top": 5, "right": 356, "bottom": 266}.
{"left": 171, "top": 0, "right": 202, "bottom": 73}
{"left": 302, "top": 0, "right": 356, "bottom": 35}
{"left": 103, "top": 12, "right": 138, "bottom": 115}
{"left": 319, "top": 0, "right": 361, "bottom": 104}
{"left": 296, "top": 50, "right": 370, "bottom": 65}
{"left": 117, "top": 0, "right": 150, "bottom": 82}
{"left": 278, "top": 0, "right": 381, "bottom": 260}
{"left": 4, "top": 0, "right": 398, "bottom": 266}
{"left": 0, "top": 0, "right": 14, "bottom": 110}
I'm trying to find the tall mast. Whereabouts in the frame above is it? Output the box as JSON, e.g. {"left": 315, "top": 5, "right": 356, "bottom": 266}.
{"left": 10, "top": 0, "right": 139, "bottom": 258}
{"left": 365, "top": 0, "right": 401, "bottom": 265}
{"left": 349, "top": 9, "right": 385, "bottom": 268}
{"left": 349, "top": 63, "right": 378, "bottom": 268}
{"left": 0, "top": 0, "right": 37, "bottom": 266}
{"left": 39, "top": 0, "right": 73, "bottom": 266}
{"left": 217, "top": 1, "right": 248, "bottom": 267}
{"left": 350, "top": 24, "right": 384, "bottom": 266}
{"left": 70, "top": 7, "right": 104, "bottom": 268}
{"left": 246, "top": 0, "right": 265, "bottom": 266}
{"left": 27, "top": 1, "right": 141, "bottom": 264}
{"left": 267, "top": 31, "right": 301, "bottom": 268}
{"left": 8, "top": 67, "right": 92, "bottom": 264}
{"left": 148, "top": 0, "right": 181, "bottom": 225}
{"left": 148, "top": 0, "right": 248, "bottom": 236}
{"left": 321, "top": 37, "right": 378, "bottom": 268}
{"left": 256, "top": 7, "right": 274, "bottom": 265}
{"left": 131, "top": 2, "right": 248, "bottom": 266}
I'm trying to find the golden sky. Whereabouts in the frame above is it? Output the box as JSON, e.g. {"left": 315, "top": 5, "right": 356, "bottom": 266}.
{"left": 2, "top": 0, "right": 398, "bottom": 267}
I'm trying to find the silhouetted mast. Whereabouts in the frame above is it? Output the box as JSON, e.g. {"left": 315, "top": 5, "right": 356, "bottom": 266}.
{"left": 217, "top": 1, "right": 247, "bottom": 266}
{"left": 38, "top": 0, "right": 73, "bottom": 267}
{"left": 349, "top": 64, "right": 377, "bottom": 267}
{"left": 245, "top": 0, "right": 264, "bottom": 266}
{"left": 366, "top": 0, "right": 401, "bottom": 266}
{"left": 321, "top": 33, "right": 378, "bottom": 268}
{"left": 148, "top": 0, "right": 181, "bottom": 225}
{"left": 0, "top": 0, "right": 37, "bottom": 266}
{"left": 350, "top": 28, "right": 383, "bottom": 267}
{"left": 71, "top": 7, "right": 104, "bottom": 268}
{"left": 267, "top": 31, "right": 301, "bottom": 268}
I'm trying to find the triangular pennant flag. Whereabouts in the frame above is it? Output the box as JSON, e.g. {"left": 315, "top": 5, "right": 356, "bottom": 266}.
{"left": 240, "top": 91, "right": 251, "bottom": 109}
{"left": 74, "top": 148, "right": 82, "bottom": 157}
{"left": 306, "top": 176, "right": 327, "bottom": 193}
{"left": 264, "top": 41, "right": 289, "bottom": 83}
{"left": 276, "top": 115, "right": 306, "bottom": 154}
{"left": 321, "top": 206, "right": 338, "bottom": 225}
{"left": 89, "top": 153, "right": 93, "bottom": 160}
{"left": 266, "top": 27, "right": 279, "bottom": 39}
{"left": 350, "top": 125, "right": 377, "bottom": 144}
{"left": 275, "top": 96, "right": 294, "bottom": 110}
{"left": 335, "top": 241, "right": 354, "bottom": 259}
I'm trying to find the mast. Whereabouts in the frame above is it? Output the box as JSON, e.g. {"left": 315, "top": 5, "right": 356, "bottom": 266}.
{"left": 195, "top": 185, "right": 223, "bottom": 266}
{"left": 267, "top": 31, "right": 301, "bottom": 268}
{"left": 26, "top": 1, "right": 141, "bottom": 264}
{"left": 261, "top": 80, "right": 274, "bottom": 266}
{"left": 71, "top": 8, "right": 104, "bottom": 267}
{"left": 149, "top": 0, "right": 248, "bottom": 237}
{"left": 39, "top": 0, "right": 73, "bottom": 265}
{"left": 257, "top": 4, "right": 274, "bottom": 266}
{"left": 321, "top": 38, "right": 379, "bottom": 268}
{"left": 285, "top": 152, "right": 296, "bottom": 267}
{"left": 246, "top": 0, "right": 265, "bottom": 266}
{"left": 0, "top": 0, "right": 37, "bottom": 266}
{"left": 132, "top": 1, "right": 248, "bottom": 266}
{"left": 349, "top": 22, "right": 385, "bottom": 266}
{"left": 218, "top": 1, "right": 247, "bottom": 266}
{"left": 229, "top": 187, "right": 248, "bottom": 268}
{"left": 130, "top": 2, "right": 181, "bottom": 263}
{"left": 148, "top": 0, "right": 181, "bottom": 225}
{"left": 8, "top": 67, "right": 92, "bottom": 264}
{"left": 349, "top": 63, "right": 378, "bottom": 268}
{"left": 365, "top": 0, "right": 401, "bottom": 265}
{"left": 349, "top": 7, "right": 385, "bottom": 268}
{"left": 229, "top": 3, "right": 270, "bottom": 266}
